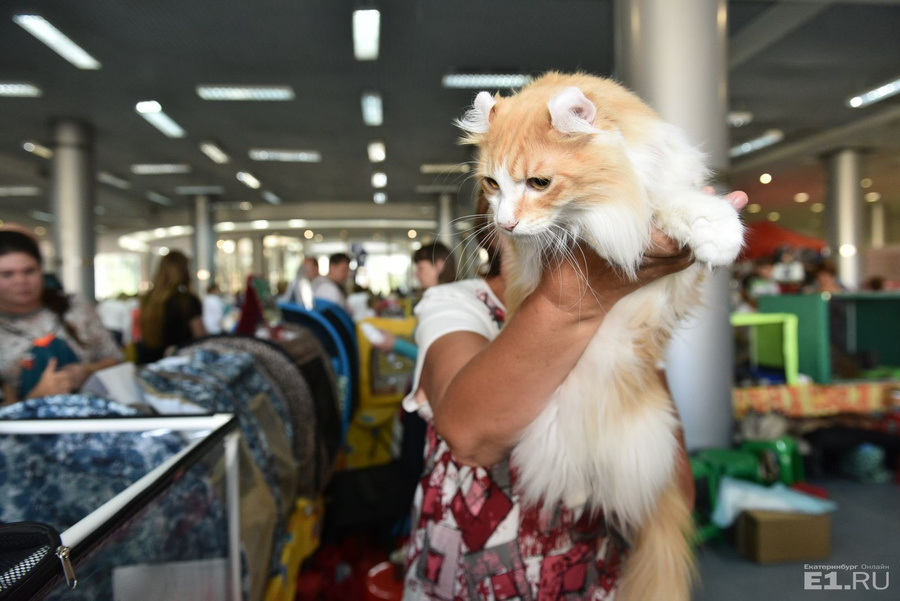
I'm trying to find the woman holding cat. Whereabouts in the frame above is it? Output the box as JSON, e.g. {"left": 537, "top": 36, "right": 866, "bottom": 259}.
{"left": 401, "top": 190, "right": 746, "bottom": 600}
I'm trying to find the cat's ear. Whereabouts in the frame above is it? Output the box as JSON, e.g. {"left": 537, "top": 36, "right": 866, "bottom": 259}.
{"left": 548, "top": 87, "right": 599, "bottom": 135}
{"left": 456, "top": 91, "right": 496, "bottom": 142}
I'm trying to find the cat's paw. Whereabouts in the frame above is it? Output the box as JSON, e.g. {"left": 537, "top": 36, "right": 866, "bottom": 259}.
{"left": 687, "top": 199, "right": 744, "bottom": 266}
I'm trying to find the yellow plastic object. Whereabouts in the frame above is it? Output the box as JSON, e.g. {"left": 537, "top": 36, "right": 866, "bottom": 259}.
{"left": 344, "top": 405, "right": 401, "bottom": 469}
{"left": 264, "top": 497, "right": 325, "bottom": 601}
{"left": 357, "top": 317, "right": 417, "bottom": 408}
{"left": 731, "top": 312, "right": 800, "bottom": 385}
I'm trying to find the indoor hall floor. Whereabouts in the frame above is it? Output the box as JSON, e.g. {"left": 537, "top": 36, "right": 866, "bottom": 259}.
{"left": 694, "top": 479, "right": 899, "bottom": 601}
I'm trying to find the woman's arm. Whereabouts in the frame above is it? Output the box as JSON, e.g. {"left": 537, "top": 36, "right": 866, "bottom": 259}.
{"left": 423, "top": 237, "right": 694, "bottom": 467}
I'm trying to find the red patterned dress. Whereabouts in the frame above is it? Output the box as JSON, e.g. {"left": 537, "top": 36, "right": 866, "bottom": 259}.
{"left": 402, "top": 279, "right": 627, "bottom": 600}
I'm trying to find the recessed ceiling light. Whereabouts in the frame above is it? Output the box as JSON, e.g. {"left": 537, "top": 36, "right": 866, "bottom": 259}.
{"left": 847, "top": 76, "right": 900, "bottom": 108}
{"left": 865, "top": 192, "right": 881, "bottom": 203}
{"left": 0, "top": 83, "right": 42, "bottom": 97}
{"left": 13, "top": 15, "right": 101, "bottom": 69}
{"left": 145, "top": 191, "right": 172, "bottom": 206}
{"left": 727, "top": 111, "right": 754, "bottom": 128}
{"left": 131, "top": 163, "right": 191, "bottom": 175}
{"left": 196, "top": 85, "right": 295, "bottom": 101}
{"left": 368, "top": 141, "right": 386, "bottom": 163}
{"left": 22, "top": 141, "right": 52, "bottom": 158}
{"left": 767, "top": 212, "right": 780, "bottom": 222}
{"left": 407, "top": 229, "right": 417, "bottom": 239}
{"left": 747, "top": 203, "right": 762, "bottom": 213}
{"left": 860, "top": 178, "right": 873, "bottom": 188}
{"left": 442, "top": 73, "right": 532, "bottom": 89}
{"left": 730, "top": 129, "right": 784, "bottom": 158}
{"left": 175, "top": 185, "right": 225, "bottom": 196}
{"left": 249, "top": 149, "right": 321, "bottom": 162}
{"left": 361, "top": 91, "right": 383, "bottom": 126}
{"left": 97, "top": 171, "right": 131, "bottom": 190}
{"left": 0, "top": 186, "right": 41, "bottom": 197}
{"left": 34, "top": 226, "right": 46, "bottom": 236}
{"left": 373, "top": 192, "right": 387, "bottom": 204}
{"left": 839, "top": 244, "right": 857, "bottom": 257}
{"left": 759, "top": 173, "right": 772, "bottom": 184}
{"left": 371, "top": 172, "right": 387, "bottom": 188}
{"left": 199, "top": 142, "right": 230, "bottom": 164}
{"left": 238, "top": 201, "right": 253, "bottom": 211}
{"left": 420, "top": 163, "right": 471, "bottom": 174}
{"left": 794, "top": 192, "right": 809, "bottom": 203}
{"left": 262, "top": 191, "right": 281, "bottom": 204}
{"left": 352, "top": 9, "right": 380, "bottom": 61}
{"left": 314, "top": 234, "right": 324, "bottom": 242}
{"left": 810, "top": 203, "right": 825, "bottom": 213}
{"left": 236, "top": 172, "right": 261, "bottom": 189}
{"left": 135, "top": 101, "right": 186, "bottom": 138}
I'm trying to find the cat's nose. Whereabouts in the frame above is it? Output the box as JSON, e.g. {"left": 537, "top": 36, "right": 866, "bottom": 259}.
{"left": 498, "top": 220, "right": 518, "bottom": 232}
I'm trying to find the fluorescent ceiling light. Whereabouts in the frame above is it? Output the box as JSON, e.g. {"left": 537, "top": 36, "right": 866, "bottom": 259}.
{"left": 252, "top": 220, "right": 270, "bottom": 229}
{"left": 0, "top": 186, "right": 41, "bottom": 197}
{"left": 368, "top": 141, "right": 386, "bottom": 163}
{"left": 146, "top": 191, "right": 172, "bottom": 206}
{"left": 23, "top": 141, "right": 53, "bottom": 158}
{"left": 29, "top": 210, "right": 55, "bottom": 222}
{"left": 131, "top": 163, "right": 192, "bottom": 175}
{"left": 175, "top": 185, "right": 225, "bottom": 196}
{"left": 262, "top": 191, "right": 281, "bottom": 204}
{"left": 13, "top": 14, "right": 101, "bottom": 69}
{"left": 97, "top": 171, "right": 131, "bottom": 190}
{"left": 196, "top": 85, "right": 295, "bottom": 101}
{"left": 0, "top": 83, "right": 42, "bottom": 97}
{"left": 371, "top": 172, "right": 387, "bottom": 188}
{"left": 848, "top": 77, "right": 900, "bottom": 108}
{"left": 199, "top": 142, "right": 230, "bottom": 164}
{"left": 420, "top": 163, "right": 470, "bottom": 174}
{"left": 135, "top": 101, "right": 186, "bottom": 138}
{"left": 727, "top": 111, "right": 753, "bottom": 127}
{"left": 352, "top": 9, "right": 381, "bottom": 61}
{"left": 237, "top": 171, "right": 261, "bottom": 189}
{"left": 442, "top": 73, "right": 532, "bottom": 89}
{"left": 361, "top": 92, "right": 383, "bottom": 126}
{"left": 729, "top": 129, "right": 784, "bottom": 158}
{"left": 373, "top": 192, "right": 387, "bottom": 204}
{"left": 249, "top": 149, "right": 321, "bottom": 162}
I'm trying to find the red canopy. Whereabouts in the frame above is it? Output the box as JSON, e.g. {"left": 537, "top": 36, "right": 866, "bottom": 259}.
{"left": 739, "top": 220, "right": 827, "bottom": 261}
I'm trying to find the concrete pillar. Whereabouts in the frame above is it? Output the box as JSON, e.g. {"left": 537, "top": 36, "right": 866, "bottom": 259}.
{"left": 193, "top": 195, "right": 216, "bottom": 294}
{"left": 437, "top": 193, "right": 455, "bottom": 249}
{"left": 252, "top": 236, "right": 265, "bottom": 277}
{"left": 50, "top": 119, "right": 95, "bottom": 299}
{"left": 825, "top": 149, "right": 864, "bottom": 289}
{"left": 870, "top": 201, "right": 885, "bottom": 250}
{"left": 615, "top": 0, "right": 732, "bottom": 451}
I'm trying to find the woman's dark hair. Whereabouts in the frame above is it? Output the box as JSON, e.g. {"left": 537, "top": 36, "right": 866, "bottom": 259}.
{"left": 474, "top": 192, "right": 502, "bottom": 278}
{"left": 0, "top": 230, "right": 78, "bottom": 340}
{"left": 413, "top": 242, "right": 458, "bottom": 284}
{"left": 141, "top": 250, "right": 192, "bottom": 349}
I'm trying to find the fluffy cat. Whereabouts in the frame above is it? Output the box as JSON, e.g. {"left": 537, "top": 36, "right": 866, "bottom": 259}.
{"left": 457, "top": 72, "right": 744, "bottom": 601}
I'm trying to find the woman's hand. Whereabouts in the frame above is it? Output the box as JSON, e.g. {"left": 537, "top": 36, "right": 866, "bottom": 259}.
{"left": 27, "top": 358, "right": 75, "bottom": 399}
{"left": 60, "top": 363, "right": 92, "bottom": 389}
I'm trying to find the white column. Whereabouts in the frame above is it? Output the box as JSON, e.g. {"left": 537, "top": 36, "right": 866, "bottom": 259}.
{"left": 51, "top": 119, "right": 95, "bottom": 299}
{"left": 437, "top": 193, "right": 455, "bottom": 248}
{"left": 193, "top": 194, "right": 216, "bottom": 294}
{"left": 252, "top": 236, "right": 266, "bottom": 277}
{"left": 870, "top": 201, "right": 885, "bottom": 250}
{"left": 825, "top": 149, "right": 864, "bottom": 289}
{"left": 615, "top": 0, "right": 732, "bottom": 451}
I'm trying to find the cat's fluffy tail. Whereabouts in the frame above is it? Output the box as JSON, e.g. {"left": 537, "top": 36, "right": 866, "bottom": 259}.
{"left": 617, "top": 478, "right": 696, "bottom": 601}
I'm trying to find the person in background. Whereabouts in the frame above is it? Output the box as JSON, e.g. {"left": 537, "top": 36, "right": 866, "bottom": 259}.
{"left": 772, "top": 247, "right": 805, "bottom": 292}
{"left": 202, "top": 283, "right": 226, "bottom": 335}
{"left": 137, "top": 251, "right": 206, "bottom": 364}
{"left": 311, "top": 253, "right": 351, "bottom": 309}
{"left": 747, "top": 257, "right": 781, "bottom": 301}
{"left": 812, "top": 261, "right": 845, "bottom": 293}
{"left": 0, "top": 230, "right": 122, "bottom": 405}
{"left": 281, "top": 256, "right": 320, "bottom": 305}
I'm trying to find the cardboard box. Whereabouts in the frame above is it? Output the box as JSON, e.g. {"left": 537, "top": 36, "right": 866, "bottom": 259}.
{"left": 736, "top": 510, "right": 831, "bottom": 564}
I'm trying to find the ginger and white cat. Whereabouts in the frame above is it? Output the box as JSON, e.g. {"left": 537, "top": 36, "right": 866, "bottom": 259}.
{"left": 457, "top": 72, "right": 744, "bottom": 601}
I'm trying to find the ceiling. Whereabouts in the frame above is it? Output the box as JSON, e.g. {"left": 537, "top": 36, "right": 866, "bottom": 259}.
{"left": 1, "top": 0, "right": 899, "bottom": 249}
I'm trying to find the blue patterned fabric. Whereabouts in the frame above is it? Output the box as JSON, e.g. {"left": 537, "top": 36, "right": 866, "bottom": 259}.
{"left": 0, "top": 395, "right": 239, "bottom": 599}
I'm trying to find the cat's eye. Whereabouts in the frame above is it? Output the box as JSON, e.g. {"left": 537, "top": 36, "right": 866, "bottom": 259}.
{"left": 483, "top": 177, "right": 500, "bottom": 190}
{"left": 527, "top": 177, "right": 552, "bottom": 190}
